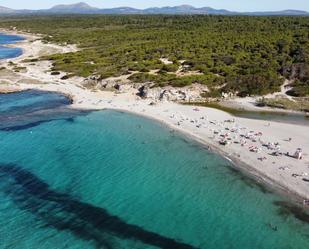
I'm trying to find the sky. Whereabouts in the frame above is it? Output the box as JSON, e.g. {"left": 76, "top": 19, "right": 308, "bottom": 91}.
{"left": 1, "top": 0, "right": 309, "bottom": 12}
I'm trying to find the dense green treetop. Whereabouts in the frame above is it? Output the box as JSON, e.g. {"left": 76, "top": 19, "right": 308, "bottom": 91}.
{"left": 0, "top": 15, "right": 308, "bottom": 96}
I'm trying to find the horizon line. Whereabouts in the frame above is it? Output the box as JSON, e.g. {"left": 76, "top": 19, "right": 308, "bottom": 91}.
{"left": 1, "top": 2, "right": 308, "bottom": 13}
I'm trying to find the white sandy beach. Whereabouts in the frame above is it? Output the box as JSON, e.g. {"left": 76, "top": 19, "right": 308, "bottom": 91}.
{"left": 1, "top": 31, "right": 309, "bottom": 202}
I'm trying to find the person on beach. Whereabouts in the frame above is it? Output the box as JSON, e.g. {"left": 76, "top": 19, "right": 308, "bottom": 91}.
{"left": 294, "top": 148, "right": 303, "bottom": 160}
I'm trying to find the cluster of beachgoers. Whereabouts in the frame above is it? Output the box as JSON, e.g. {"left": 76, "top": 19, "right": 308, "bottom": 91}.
{"left": 175, "top": 111, "right": 299, "bottom": 152}
{"left": 1, "top": 30, "right": 309, "bottom": 205}
{"left": 176, "top": 111, "right": 304, "bottom": 160}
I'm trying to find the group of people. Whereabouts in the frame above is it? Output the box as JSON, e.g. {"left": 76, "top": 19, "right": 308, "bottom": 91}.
{"left": 166, "top": 108, "right": 306, "bottom": 169}
{"left": 211, "top": 120, "right": 304, "bottom": 163}
{"left": 170, "top": 111, "right": 305, "bottom": 164}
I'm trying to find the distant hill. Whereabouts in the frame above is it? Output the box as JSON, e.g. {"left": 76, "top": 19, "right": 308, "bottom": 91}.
{"left": 0, "top": 6, "right": 16, "bottom": 14}
{"left": 247, "top": 9, "right": 309, "bottom": 16}
{"left": 48, "top": 2, "right": 100, "bottom": 14}
{"left": 142, "top": 5, "right": 233, "bottom": 15}
{"left": 0, "top": 2, "right": 308, "bottom": 16}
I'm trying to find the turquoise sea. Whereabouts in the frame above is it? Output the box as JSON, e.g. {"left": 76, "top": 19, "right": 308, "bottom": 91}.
{"left": 1, "top": 90, "right": 309, "bottom": 249}
{"left": 1, "top": 33, "right": 309, "bottom": 249}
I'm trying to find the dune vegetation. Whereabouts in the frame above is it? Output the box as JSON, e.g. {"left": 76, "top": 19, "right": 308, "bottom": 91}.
{"left": 0, "top": 15, "right": 308, "bottom": 97}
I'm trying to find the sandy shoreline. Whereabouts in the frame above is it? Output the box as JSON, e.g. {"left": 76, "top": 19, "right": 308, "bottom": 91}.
{"left": 1, "top": 30, "right": 309, "bottom": 204}
{"left": 114, "top": 107, "right": 307, "bottom": 203}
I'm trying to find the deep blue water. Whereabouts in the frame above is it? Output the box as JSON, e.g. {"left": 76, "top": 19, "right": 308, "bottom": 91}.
{"left": 0, "top": 33, "right": 25, "bottom": 45}
{"left": 0, "top": 90, "right": 87, "bottom": 132}
{"left": 0, "top": 90, "right": 71, "bottom": 115}
{"left": 0, "top": 33, "right": 24, "bottom": 59}
{"left": 0, "top": 90, "right": 309, "bottom": 249}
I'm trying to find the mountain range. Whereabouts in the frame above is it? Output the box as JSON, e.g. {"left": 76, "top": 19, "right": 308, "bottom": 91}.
{"left": 0, "top": 2, "right": 308, "bottom": 16}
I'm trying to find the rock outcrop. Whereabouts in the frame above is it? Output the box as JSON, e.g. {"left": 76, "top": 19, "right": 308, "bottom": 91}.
{"left": 82, "top": 76, "right": 131, "bottom": 92}
{"left": 83, "top": 75, "right": 209, "bottom": 102}
{"left": 138, "top": 84, "right": 208, "bottom": 102}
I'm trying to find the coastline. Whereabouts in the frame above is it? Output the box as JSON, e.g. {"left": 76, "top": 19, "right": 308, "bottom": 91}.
{"left": 1, "top": 30, "right": 309, "bottom": 204}
{"left": 117, "top": 107, "right": 308, "bottom": 204}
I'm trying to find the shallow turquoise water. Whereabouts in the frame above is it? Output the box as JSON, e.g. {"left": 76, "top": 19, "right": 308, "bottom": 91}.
{"left": 0, "top": 33, "right": 24, "bottom": 59}
{"left": 0, "top": 91, "right": 309, "bottom": 249}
